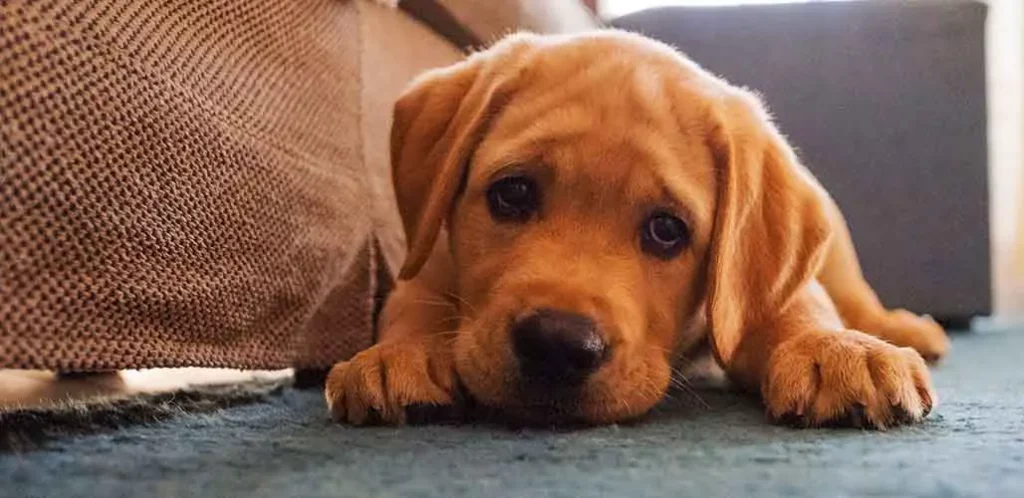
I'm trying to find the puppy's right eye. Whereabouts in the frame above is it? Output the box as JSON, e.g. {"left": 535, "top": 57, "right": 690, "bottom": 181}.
{"left": 641, "top": 212, "right": 690, "bottom": 259}
{"left": 487, "top": 176, "right": 538, "bottom": 222}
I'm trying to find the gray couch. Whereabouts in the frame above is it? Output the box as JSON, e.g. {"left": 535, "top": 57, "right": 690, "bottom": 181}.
{"left": 613, "top": 0, "right": 991, "bottom": 326}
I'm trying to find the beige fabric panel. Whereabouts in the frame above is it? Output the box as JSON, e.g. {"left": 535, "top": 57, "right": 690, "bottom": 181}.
{"left": 0, "top": 0, "right": 401, "bottom": 370}
{"left": 436, "top": 0, "right": 601, "bottom": 45}
{"left": 359, "top": 1, "right": 465, "bottom": 276}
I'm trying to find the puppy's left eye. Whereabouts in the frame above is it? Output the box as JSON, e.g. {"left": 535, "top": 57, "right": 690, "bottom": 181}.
{"left": 641, "top": 212, "right": 690, "bottom": 259}
{"left": 487, "top": 175, "right": 539, "bottom": 222}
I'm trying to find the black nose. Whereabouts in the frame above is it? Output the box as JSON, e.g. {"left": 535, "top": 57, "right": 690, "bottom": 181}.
{"left": 511, "top": 308, "right": 608, "bottom": 384}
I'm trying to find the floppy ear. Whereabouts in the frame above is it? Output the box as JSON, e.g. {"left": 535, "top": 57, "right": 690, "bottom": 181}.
{"left": 390, "top": 37, "right": 534, "bottom": 281}
{"left": 705, "top": 90, "right": 833, "bottom": 367}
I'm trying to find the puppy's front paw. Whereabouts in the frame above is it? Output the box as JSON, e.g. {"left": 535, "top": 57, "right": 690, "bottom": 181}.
{"left": 325, "top": 338, "right": 457, "bottom": 425}
{"left": 763, "top": 330, "right": 936, "bottom": 429}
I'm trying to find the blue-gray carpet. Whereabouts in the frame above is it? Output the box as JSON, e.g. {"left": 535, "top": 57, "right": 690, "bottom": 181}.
{"left": 3, "top": 329, "right": 1023, "bottom": 498}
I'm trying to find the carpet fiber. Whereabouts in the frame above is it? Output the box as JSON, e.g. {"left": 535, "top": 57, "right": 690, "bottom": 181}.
{"left": 2, "top": 329, "right": 1023, "bottom": 497}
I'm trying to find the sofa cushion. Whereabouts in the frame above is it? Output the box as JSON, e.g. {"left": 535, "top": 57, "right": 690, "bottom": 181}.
{"left": 0, "top": 0, "right": 460, "bottom": 371}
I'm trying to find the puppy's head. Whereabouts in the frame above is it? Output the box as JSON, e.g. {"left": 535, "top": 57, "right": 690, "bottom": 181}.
{"left": 391, "top": 32, "right": 831, "bottom": 425}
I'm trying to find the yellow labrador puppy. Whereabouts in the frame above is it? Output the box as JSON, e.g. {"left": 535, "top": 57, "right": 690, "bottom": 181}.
{"left": 326, "top": 31, "right": 950, "bottom": 428}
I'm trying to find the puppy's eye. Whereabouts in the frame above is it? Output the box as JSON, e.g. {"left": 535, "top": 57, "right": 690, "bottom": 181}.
{"left": 487, "top": 176, "right": 538, "bottom": 222}
{"left": 641, "top": 212, "right": 690, "bottom": 259}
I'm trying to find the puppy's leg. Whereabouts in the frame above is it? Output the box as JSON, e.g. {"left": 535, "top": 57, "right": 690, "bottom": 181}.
{"left": 815, "top": 196, "right": 950, "bottom": 362}
{"left": 325, "top": 242, "right": 460, "bottom": 425}
{"left": 727, "top": 283, "right": 936, "bottom": 429}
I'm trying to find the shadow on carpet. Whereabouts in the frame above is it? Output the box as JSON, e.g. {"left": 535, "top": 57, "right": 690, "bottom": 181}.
{"left": 2, "top": 330, "right": 1024, "bottom": 498}
{"left": 0, "top": 380, "right": 287, "bottom": 453}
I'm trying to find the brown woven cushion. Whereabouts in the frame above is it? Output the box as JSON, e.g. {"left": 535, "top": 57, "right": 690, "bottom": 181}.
{"left": 0, "top": 0, "right": 460, "bottom": 371}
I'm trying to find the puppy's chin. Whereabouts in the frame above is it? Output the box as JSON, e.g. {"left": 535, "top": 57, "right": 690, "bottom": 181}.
{"left": 451, "top": 317, "right": 673, "bottom": 426}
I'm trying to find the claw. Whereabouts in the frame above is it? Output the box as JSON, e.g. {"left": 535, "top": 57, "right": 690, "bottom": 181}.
{"left": 774, "top": 411, "right": 806, "bottom": 428}
{"left": 846, "top": 402, "right": 868, "bottom": 429}
{"left": 892, "top": 403, "right": 914, "bottom": 425}
{"left": 364, "top": 408, "right": 384, "bottom": 426}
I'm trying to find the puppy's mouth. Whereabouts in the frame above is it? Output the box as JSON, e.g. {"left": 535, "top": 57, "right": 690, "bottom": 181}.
{"left": 441, "top": 352, "right": 600, "bottom": 426}
{"left": 451, "top": 305, "right": 673, "bottom": 426}
{"left": 453, "top": 362, "right": 668, "bottom": 427}
{"left": 469, "top": 385, "right": 596, "bottom": 428}
{"left": 404, "top": 376, "right": 591, "bottom": 427}
{"left": 471, "top": 376, "right": 663, "bottom": 428}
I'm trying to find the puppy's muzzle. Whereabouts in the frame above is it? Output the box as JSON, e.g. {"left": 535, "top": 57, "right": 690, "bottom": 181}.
{"left": 511, "top": 308, "right": 609, "bottom": 387}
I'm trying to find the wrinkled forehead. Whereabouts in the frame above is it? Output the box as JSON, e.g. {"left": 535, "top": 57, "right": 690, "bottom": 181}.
{"left": 469, "top": 39, "right": 717, "bottom": 225}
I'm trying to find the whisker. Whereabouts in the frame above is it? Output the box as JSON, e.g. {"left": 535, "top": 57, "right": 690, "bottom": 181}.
{"left": 646, "top": 378, "right": 674, "bottom": 402}
{"left": 670, "top": 379, "right": 710, "bottom": 410}
{"left": 411, "top": 299, "right": 458, "bottom": 309}
{"left": 658, "top": 359, "right": 710, "bottom": 410}
{"left": 443, "top": 291, "right": 477, "bottom": 314}
{"left": 427, "top": 315, "right": 462, "bottom": 328}
{"left": 646, "top": 344, "right": 676, "bottom": 355}
{"left": 670, "top": 368, "right": 694, "bottom": 387}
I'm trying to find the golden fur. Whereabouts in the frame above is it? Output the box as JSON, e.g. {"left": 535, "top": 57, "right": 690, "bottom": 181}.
{"left": 325, "top": 31, "right": 950, "bottom": 428}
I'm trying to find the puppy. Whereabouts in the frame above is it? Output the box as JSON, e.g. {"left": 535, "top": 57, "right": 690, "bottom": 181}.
{"left": 325, "top": 31, "right": 950, "bottom": 428}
